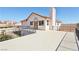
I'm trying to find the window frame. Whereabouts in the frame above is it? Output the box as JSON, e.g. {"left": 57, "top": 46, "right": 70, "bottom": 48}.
{"left": 39, "top": 20, "right": 44, "bottom": 26}
{"left": 47, "top": 20, "right": 49, "bottom": 25}
{"left": 30, "top": 21, "right": 33, "bottom": 25}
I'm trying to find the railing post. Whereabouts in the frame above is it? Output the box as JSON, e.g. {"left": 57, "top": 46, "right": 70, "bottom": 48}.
{"left": 75, "top": 28, "right": 79, "bottom": 51}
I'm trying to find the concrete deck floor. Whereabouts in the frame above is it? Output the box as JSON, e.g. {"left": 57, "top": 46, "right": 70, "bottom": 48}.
{"left": 0, "top": 30, "right": 78, "bottom": 51}
{"left": 57, "top": 32, "right": 78, "bottom": 51}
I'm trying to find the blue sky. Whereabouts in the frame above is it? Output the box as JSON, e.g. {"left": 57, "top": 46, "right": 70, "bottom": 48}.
{"left": 56, "top": 7, "right": 79, "bottom": 23}
{"left": 0, "top": 7, "right": 50, "bottom": 22}
{"left": 0, "top": 7, "right": 79, "bottom": 23}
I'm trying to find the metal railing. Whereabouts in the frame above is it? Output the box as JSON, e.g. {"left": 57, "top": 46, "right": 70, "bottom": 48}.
{"left": 75, "top": 29, "right": 79, "bottom": 40}
{"left": 75, "top": 28, "right": 79, "bottom": 50}
{"left": 0, "top": 27, "right": 36, "bottom": 37}
{"left": 20, "top": 26, "right": 36, "bottom": 33}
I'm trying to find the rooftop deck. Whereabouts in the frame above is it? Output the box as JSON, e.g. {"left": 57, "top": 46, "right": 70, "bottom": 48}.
{"left": 0, "top": 30, "right": 78, "bottom": 51}
{"left": 57, "top": 32, "right": 78, "bottom": 51}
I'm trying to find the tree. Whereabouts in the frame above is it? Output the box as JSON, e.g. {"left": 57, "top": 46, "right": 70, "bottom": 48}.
{"left": 1, "top": 30, "right": 6, "bottom": 35}
{"left": 0, "top": 30, "right": 13, "bottom": 42}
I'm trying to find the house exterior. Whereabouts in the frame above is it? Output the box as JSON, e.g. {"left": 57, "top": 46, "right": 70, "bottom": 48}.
{"left": 21, "top": 8, "right": 62, "bottom": 30}
{"left": 21, "top": 12, "right": 50, "bottom": 30}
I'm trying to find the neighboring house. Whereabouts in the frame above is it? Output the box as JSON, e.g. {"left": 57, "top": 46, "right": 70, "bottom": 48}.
{"left": 21, "top": 19, "right": 28, "bottom": 29}
{"left": 0, "top": 20, "right": 17, "bottom": 28}
{"left": 20, "top": 8, "right": 62, "bottom": 30}
{"left": 15, "top": 22, "right": 21, "bottom": 28}
{"left": 21, "top": 12, "right": 62, "bottom": 30}
{"left": 21, "top": 12, "right": 50, "bottom": 30}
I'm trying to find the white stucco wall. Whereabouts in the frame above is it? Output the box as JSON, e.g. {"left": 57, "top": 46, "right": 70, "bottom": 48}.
{"left": 55, "top": 23, "right": 62, "bottom": 30}
{"left": 44, "top": 20, "right": 49, "bottom": 30}
{"left": 38, "top": 26, "right": 45, "bottom": 30}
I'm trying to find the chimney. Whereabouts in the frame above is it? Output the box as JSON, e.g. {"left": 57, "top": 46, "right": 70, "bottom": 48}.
{"left": 50, "top": 7, "right": 56, "bottom": 30}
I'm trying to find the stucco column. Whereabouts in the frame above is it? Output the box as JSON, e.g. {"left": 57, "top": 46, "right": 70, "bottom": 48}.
{"left": 44, "top": 20, "right": 47, "bottom": 30}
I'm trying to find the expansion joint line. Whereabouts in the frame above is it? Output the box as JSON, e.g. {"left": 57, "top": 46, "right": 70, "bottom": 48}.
{"left": 55, "top": 32, "right": 67, "bottom": 51}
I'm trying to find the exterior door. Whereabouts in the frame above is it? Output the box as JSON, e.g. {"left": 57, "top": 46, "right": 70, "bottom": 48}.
{"left": 34, "top": 21, "right": 38, "bottom": 29}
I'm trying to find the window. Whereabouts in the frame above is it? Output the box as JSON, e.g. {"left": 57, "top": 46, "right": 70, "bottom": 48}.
{"left": 47, "top": 20, "right": 49, "bottom": 25}
{"left": 57, "top": 23, "right": 59, "bottom": 25}
{"left": 30, "top": 21, "right": 33, "bottom": 25}
{"left": 39, "top": 21, "right": 44, "bottom": 26}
